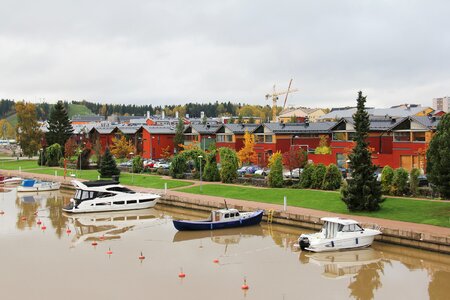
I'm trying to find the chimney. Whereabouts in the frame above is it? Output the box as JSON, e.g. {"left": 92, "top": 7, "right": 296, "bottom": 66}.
{"left": 146, "top": 111, "right": 150, "bottom": 118}
{"left": 200, "top": 111, "right": 205, "bottom": 119}
{"left": 175, "top": 111, "right": 179, "bottom": 119}
{"left": 186, "top": 113, "right": 189, "bottom": 119}
{"left": 391, "top": 118, "right": 396, "bottom": 123}
{"left": 162, "top": 111, "right": 165, "bottom": 119}
{"left": 432, "top": 116, "right": 436, "bottom": 122}
{"left": 281, "top": 123, "right": 286, "bottom": 128}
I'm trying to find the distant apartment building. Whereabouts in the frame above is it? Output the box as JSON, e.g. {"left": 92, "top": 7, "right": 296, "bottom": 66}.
{"left": 432, "top": 97, "right": 449, "bottom": 113}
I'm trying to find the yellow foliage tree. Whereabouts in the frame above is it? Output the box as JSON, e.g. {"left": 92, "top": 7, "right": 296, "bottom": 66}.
{"left": 237, "top": 130, "right": 257, "bottom": 165}
{"left": 0, "top": 119, "right": 15, "bottom": 139}
{"left": 110, "top": 135, "right": 134, "bottom": 159}
{"left": 268, "top": 151, "right": 282, "bottom": 168}
{"left": 179, "top": 141, "right": 200, "bottom": 152}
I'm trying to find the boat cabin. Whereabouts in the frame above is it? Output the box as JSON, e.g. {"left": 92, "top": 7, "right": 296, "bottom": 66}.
{"left": 321, "top": 217, "right": 364, "bottom": 239}
{"left": 210, "top": 208, "right": 241, "bottom": 222}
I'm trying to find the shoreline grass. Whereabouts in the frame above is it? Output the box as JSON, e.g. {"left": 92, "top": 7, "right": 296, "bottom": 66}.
{"left": 178, "top": 184, "right": 450, "bottom": 228}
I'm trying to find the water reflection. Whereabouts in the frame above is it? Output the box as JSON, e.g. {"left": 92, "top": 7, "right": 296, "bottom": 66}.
{"left": 65, "top": 209, "right": 159, "bottom": 246}
{"left": 173, "top": 225, "right": 265, "bottom": 244}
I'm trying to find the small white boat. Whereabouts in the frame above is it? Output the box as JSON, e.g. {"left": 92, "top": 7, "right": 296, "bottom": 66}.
{"left": 298, "top": 217, "right": 381, "bottom": 252}
{"left": 17, "top": 179, "right": 61, "bottom": 192}
{"left": 0, "top": 176, "right": 23, "bottom": 185}
{"left": 63, "top": 180, "right": 160, "bottom": 213}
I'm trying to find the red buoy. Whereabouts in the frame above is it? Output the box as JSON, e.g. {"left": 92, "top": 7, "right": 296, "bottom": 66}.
{"left": 213, "top": 259, "right": 219, "bottom": 263}
{"left": 99, "top": 235, "right": 105, "bottom": 241}
{"left": 41, "top": 224, "right": 47, "bottom": 230}
{"left": 34, "top": 211, "right": 38, "bottom": 215}
{"left": 66, "top": 227, "right": 71, "bottom": 234}
{"left": 106, "top": 248, "right": 113, "bottom": 255}
{"left": 0, "top": 210, "right": 4, "bottom": 215}
{"left": 91, "top": 241, "right": 98, "bottom": 246}
{"left": 241, "top": 278, "right": 249, "bottom": 290}
{"left": 36, "top": 219, "right": 42, "bottom": 225}
{"left": 21, "top": 216, "right": 27, "bottom": 221}
{"left": 178, "top": 268, "right": 186, "bottom": 278}
{"left": 138, "top": 252, "right": 145, "bottom": 260}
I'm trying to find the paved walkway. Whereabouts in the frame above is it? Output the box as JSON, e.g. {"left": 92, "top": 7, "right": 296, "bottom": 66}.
{"left": 3, "top": 169, "right": 450, "bottom": 238}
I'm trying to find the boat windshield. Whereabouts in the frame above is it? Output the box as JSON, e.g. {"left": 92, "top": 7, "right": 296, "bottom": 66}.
{"left": 74, "top": 190, "right": 115, "bottom": 201}
{"left": 106, "top": 187, "right": 136, "bottom": 194}
{"left": 338, "top": 224, "right": 364, "bottom": 232}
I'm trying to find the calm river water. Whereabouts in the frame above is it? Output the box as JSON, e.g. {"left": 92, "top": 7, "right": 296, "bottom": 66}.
{"left": 0, "top": 188, "right": 449, "bottom": 300}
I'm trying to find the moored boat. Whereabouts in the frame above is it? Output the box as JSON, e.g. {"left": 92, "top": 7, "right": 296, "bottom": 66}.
{"left": 17, "top": 179, "right": 61, "bottom": 192}
{"left": 173, "top": 205, "right": 264, "bottom": 231}
{"left": 298, "top": 217, "right": 381, "bottom": 252}
{"left": 0, "top": 176, "right": 23, "bottom": 185}
{"left": 62, "top": 180, "right": 160, "bottom": 213}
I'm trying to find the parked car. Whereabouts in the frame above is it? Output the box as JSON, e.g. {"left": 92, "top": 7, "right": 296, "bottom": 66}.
{"left": 254, "top": 168, "right": 270, "bottom": 176}
{"left": 237, "top": 166, "right": 249, "bottom": 176}
{"left": 283, "top": 168, "right": 302, "bottom": 179}
{"left": 119, "top": 160, "right": 132, "bottom": 167}
{"left": 246, "top": 166, "right": 260, "bottom": 174}
{"left": 418, "top": 175, "right": 429, "bottom": 187}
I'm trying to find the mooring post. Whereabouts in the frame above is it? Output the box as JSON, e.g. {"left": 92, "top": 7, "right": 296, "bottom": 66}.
{"left": 165, "top": 182, "right": 167, "bottom": 194}
{"left": 283, "top": 196, "right": 287, "bottom": 212}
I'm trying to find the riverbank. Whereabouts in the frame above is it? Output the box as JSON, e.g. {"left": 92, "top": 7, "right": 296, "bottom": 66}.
{"left": 3, "top": 169, "right": 450, "bottom": 254}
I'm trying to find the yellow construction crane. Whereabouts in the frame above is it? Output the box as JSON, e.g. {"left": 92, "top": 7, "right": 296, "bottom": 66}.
{"left": 265, "top": 79, "right": 298, "bottom": 122}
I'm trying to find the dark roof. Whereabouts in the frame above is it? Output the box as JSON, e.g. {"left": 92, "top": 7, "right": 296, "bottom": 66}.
{"left": 335, "top": 117, "right": 403, "bottom": 131}
{"left": 221, "top": 123, "right": 260, "bottom": 134}
{"left": 91, "top": 126, "right": 117, "bottom": 134}
{"left": 83, "top": 180, "right": 119, "bottom": 187}
{"left": 264, "top": 122, "right": 335, "bottom": 134}
{"left": 190, "top": 124, "right": 221, "bottom": 134}
{"left": 410, "top": 116, "right": 441, "bottom": 129}
{"left": 117, "top": 126, "right": 141, "bottom": 135}
{"left": 142, "top": 125, "right": 176, "bottom": 134}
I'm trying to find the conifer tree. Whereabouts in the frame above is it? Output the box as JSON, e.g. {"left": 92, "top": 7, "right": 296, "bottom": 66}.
{"left": 219, "top": 147, "right": 239, "bottom": 183}
{"left": 174, "top": 118, "right": 185, "bottom": 154}
{"left": 203, "top": 150, "right": 220, "bottom": 181}
{"left": 426, "top": 113, "right": 450, "bottom": 199}
{"left": 268, "top": 152, "right": 283, "bottom": 188}
{"left": 99, "top": 148, "right": 120, "bottom": 178}
{"left": 46, "top": 101, "right": 73, "bottom": 149}
{"left": 341, "top": 91, "right": 383, "bottom": 211}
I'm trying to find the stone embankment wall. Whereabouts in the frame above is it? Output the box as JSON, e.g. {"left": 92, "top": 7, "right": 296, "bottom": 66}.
{"left": 2, "top": 169, "right": 449, "bottom": 254}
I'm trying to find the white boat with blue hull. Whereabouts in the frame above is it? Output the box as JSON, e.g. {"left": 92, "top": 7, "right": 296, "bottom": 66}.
{"left": 63, "top": 180, "right": 160, "bottom": 213}
{"left": 298, "top": 217, "right": 381, "bottom": 252}
{"left": 17, "top": 179, "right": 61, "bottom": 192}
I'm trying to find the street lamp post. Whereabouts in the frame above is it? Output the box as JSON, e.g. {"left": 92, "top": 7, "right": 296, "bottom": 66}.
{"left": 198, "top": 155, "right": 203, "bottom": 192}
{"left": 129, "top": 152, "right": 134, "bottom": 184}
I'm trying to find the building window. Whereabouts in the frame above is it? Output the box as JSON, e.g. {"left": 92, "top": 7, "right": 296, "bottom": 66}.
{"left": 332, "top": 132, "right": 346, "bottom": 141}
{"left": 394, "top": 132, "right": 410, "bottom": 142}
{"left": 265, "top": 135, "right": 273, "bottom": 143}
{"left": 412, "top": 132, "right": 426, "bottom": 142}
{"left": 255, "top": 135, "right": 264, "bottom": 143}
{"left": 217, "top": 134, "right": 232, "bottom": 142}
{"left": 347, "top": 132, "right": 356, "bottom": 141}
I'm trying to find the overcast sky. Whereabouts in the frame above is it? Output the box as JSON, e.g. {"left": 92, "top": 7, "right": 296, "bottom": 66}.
{"left": 0, "top": 0, "right": 449, "bottom": 109}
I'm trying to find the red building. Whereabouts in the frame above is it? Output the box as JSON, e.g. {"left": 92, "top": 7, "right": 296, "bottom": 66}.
{"left": 88, "top": 126, "right": 118, "bottom": 153}
{"left": 184, "top": 124, "right": 219, "bottom": 150}
{"left": 141, "top": 126, "right": 176, "bottom": 160}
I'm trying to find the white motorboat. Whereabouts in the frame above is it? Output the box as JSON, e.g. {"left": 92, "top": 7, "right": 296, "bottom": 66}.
{"left": 0, "top": 176, "right": 23, "bottom": 185}
{"left": 298, "top": 217, "right": 381, "bottom": 252}
{"left": 62, "top": 180, "right": 160, "bottom": 213}
{"left": 17, "top": 179, "right": 61, "bottom": 192}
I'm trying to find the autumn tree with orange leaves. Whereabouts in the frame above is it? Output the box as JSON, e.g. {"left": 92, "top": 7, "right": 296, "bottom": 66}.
{"left": 237, "top": 131, "right": 257, "bottom": 165}
{"left": 110, "top": 134, "right": 134, "bottom": 159}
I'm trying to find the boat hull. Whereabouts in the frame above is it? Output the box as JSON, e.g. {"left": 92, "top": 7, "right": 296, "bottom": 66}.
{"left": 300, "top": 231, "right": 380, "bottom": 253}
{"left": 62, "top": 196, "right": 159, "bottom": 213}
{"left": 173, "top": 210, "right": 264, "bottom": 231}
{"left": 17, "top": 182, "right": 61, "bottom": 192}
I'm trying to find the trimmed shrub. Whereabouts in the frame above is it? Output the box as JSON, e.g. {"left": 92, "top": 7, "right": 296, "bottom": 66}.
{"left": 268, "top": 152, "right": 283, "bottom": 188}
{"left": 391, "top": 168, "right": 409, "bottom": 196}
{"left": 203, "top": 150, "right": 220, "bottom": 182}
{"left": 322, "top": 163, "right": 342, "bottom": 190}
{"left": 409, "top": 168, "right": 420, "bottom": 197}
{"left": 132, "top": 155, "right": 143, "bottom": 173}
{"left": 381, "top": 165, "right": 394, "bottom": 195}
{"left": 311, "top": 163, "right": 326, "bottom": 189}
{"left": 299, "top": 163, "right": 315, "bottom": 188}
{"left": 170, "top": 154, "right": 187, "bottom": 179}
{"left": 45, "top": 143, "right": 63, "bottom": 167}
{"left": 219, "top": 147, "right": 239, "bottom": 183}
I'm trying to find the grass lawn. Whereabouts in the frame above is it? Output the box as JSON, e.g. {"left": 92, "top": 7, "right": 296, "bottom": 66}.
{"left": 0, "top": 159, "right": 192, "bottom": 190}
{"left": 179, "top": 184, "right": 450, "bottom": 228}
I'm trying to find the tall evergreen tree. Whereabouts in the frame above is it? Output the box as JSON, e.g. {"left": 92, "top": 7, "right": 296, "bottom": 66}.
{"left": 426, "top": 113, "right": 450, "bottom": 198}
{"left": 341, "top": 91, "right": 383, "bottom": 211}
{"left": 99, "top": 148, "right": 120, "bottom": 178}
{"left": 173, "top": 118, "right": 185, "bottom": 154}
{"left": 46, "top": 100, "right": 73, "bottom": 149}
